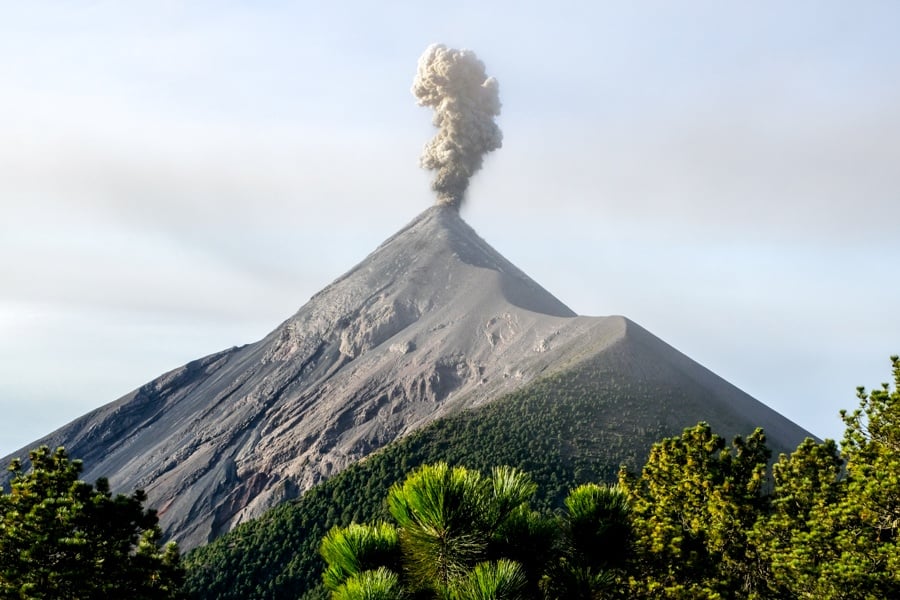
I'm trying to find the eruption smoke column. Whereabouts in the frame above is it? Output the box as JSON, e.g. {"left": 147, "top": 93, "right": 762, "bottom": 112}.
{"left": 412, "top": 44, "right": 502, "bottom": 209}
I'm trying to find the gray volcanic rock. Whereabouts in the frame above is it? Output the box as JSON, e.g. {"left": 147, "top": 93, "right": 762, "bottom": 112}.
{"left": 2, "top": 206, "right": 813, "bottom": 550}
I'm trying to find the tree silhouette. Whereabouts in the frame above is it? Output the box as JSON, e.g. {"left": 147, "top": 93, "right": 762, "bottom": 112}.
{"left": 0, "top": 446, "right": 183, "bottom": 599}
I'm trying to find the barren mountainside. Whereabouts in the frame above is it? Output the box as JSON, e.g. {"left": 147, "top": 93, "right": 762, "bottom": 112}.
{"left": 2, "top": 206, "right": 813, "bottom": 551}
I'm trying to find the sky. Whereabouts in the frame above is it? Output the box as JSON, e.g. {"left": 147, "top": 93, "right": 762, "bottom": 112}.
{"left": 2, "top": 1, "right": 898, "bottom": 458}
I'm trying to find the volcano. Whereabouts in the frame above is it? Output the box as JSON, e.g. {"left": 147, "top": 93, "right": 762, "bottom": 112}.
{"left": 2, "top": 206, "right": 813, "bottom": 550}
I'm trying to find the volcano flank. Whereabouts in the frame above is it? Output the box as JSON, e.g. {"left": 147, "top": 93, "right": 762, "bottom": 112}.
{"left": 2, "top": 206, "right": 813, "bottom": 550}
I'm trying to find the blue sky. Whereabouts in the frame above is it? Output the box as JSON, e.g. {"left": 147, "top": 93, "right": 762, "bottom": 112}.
{"left": 2, "top": 1, "right": 899, "bottom": 457}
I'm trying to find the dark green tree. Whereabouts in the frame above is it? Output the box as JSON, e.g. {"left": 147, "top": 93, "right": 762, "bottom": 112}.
{"left": 320, "top": 463, "right": 540, "bottom": 598}
{"left": 382, "top": 462, "right": 535, "bottom": 598}
{"left": 449, "top": 559, "right": 527, "bottom": 600}
{"left": 750, "top": 437, "right": 844, "bottom": 598}
{"left": 749, "top": 355, "right": 900, "bottom": 599}
{"left": 618, "top": 423, "right": 770, "bottom": 598}
{"left": 329, "top": 567, "right": 405, "bottom": 600}
{"left": 320, "top": 463, "right": 631, "bottom": 600}
{"left": 823, "top": 355, "right": 900, "bottom": 597}
{"left": 320, "top": 523, "right": 401, "bottom": 593}
{"left": 539, "top": 483, "right": 631, "bottom": 599}
{"left": 0, "top": 446, "right": 183, "bottom": 599}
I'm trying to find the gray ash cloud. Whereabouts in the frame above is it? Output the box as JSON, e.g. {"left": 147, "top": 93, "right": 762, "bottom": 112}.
{"left": 412, "top": 44, "right": 502, "bottom": 209}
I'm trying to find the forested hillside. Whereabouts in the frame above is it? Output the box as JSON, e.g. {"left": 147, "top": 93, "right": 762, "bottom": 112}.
{"left": 182, "top": 357, "right": 676, "bottom": 599}
{"left": 8, "top": 356, "right": 895, "bottom": 598}
{"left": 182, "top": 356, "right": 900, "bottom": 599}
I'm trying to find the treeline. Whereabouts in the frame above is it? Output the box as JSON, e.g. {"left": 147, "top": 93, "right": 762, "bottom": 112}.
{"left": 321, "top": 356, "right": 900, "bottom": 598}
{"left": 6, "top": 355, "right": 897, "bottom": 598}
{"left": 182, "top": 355, "right": 683, "bottom": 599}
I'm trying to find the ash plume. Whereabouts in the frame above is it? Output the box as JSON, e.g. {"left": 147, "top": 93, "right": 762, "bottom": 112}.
{"left": 412, "top": 44, "right": 502, "bottom": 209}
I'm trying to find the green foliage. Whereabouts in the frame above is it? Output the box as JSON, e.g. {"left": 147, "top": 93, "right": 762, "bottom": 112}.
{"left": 749, "top": 355, "right": 900, "bottom": 598}
{"left": 331, "top": 567, "right": 405, "bottom": 600}
{"left": 320, "top": 523, "right": 400, "bottom": 592}
{"left": 387, "top": 463, "right": 506, "bottom": 591}
{"left": 0, "top": 445, "right": 183, "bottom": 599}
{"left": 619, "top": 423, "right": 770, "bottom": 598}
{"left": 751, "top": 437, "right": 844, "bottom": 598}
{"left": 618, "top": 356, "right": 900, "bottom": 599}
{"left": 539, "top": 483, "right": 631, "bottom": 600}
{"left": 448, "top": 559, "right": 527, "bottom": 600}
{"left": 825, "top": 355, "right": 900, "bottom": 597}
{"left": 384, "top": 463, "right": 535, "bottom": 595}
{"left": 563, "top": 483, "right": 629, "bottom": 565}
{"left": 321, "top": 464, "right": 626, "bottom": 600}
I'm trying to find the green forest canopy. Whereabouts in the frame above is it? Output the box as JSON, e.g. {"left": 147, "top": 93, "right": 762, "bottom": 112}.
{"left": 0, "top": 446, "right": 183, "bottom": 599}
{"left": 3, "top": 356, "right": 898, "bottom": 599}
{"left": 318, "top": 356, "right": 900, "bottom": 598}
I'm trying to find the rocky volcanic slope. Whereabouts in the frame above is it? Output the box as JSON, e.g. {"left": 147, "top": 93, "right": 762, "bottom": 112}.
{"left": 2, "top": 206, "right": 813, "bottom": 551}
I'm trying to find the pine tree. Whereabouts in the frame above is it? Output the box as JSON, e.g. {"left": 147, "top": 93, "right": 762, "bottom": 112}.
{"left": 320, "top": 463, "right": 632, "bottom": 599}
{"left": 618, "top": 423, "right": 770, "bottom": 598}
{"left": 0, "top": 446, "right": 183, "bottom": 599}
{"left": 825, "top": 356, "right": 900, "bottom": 597}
